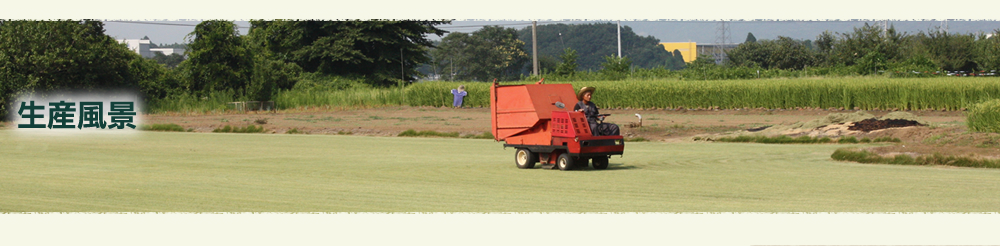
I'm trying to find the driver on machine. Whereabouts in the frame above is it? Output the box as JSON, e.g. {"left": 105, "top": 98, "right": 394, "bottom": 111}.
{"left": 574, "top": 87, "right": 620, "bottom": 136}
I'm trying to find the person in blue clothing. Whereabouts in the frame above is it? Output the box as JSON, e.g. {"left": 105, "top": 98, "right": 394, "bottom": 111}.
{"left": 451, "top": 85, "right": 467, "bottom": 108}
{"left": 573, "top": 87, "right": 620, "bottom": 136}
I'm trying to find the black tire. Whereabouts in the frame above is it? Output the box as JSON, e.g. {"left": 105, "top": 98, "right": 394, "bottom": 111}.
{"left": 557, "top": 153, "right": 574, "bottom": 171}
{"left": 515, "top": 148, "right": 537, "bottom": 169}
{"left": 592, "top": 156, "right": 609, "bottom": 170}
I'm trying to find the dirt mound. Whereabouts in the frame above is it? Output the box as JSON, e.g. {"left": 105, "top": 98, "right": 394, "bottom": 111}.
{"left": 787, "top": 111, "right": 876, "bottom": 129}
{"left": 698, "top": 111, "right": 930, "bottom": 140}
{"left": 848, "top": 118, "right": 924, "bottom": 132}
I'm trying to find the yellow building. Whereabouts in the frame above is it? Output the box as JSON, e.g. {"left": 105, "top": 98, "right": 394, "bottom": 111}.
{"left": 660, "top": 42, "right": 697, "bottom": 63}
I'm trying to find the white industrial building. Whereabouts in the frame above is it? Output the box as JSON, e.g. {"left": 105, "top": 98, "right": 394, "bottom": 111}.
{"left": 117, "top": 39, "right": 153, "bottom": 58}
{"left": 150, "top": 47, "right": 185, "bottom": 56}
{"left": 117, "top": 39, "right": 186, "bottom": 58}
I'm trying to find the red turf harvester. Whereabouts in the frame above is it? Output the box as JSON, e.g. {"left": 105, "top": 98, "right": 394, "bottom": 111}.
{"left": 490, "top": 80, "right": 625, "bottom": 171}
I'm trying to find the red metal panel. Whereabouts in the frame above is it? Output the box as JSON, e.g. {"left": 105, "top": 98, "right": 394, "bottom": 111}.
{"left": 505, "top": 129, "right": 551, "bottom": 146}
{"left": 491, "top": 82, "right": 580, "bottom": 142}
{"left": 525, "top": 84, "right": 578, "bottom": 119}
{"left": 551, "top": 111, "right": 591, "bottom": 137}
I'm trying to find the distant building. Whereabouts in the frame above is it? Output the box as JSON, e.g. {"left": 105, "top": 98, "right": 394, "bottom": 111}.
{"left": 150, "top": 47, "right": 186, "bottom": 56}
{"left": 696, "top": 43, "right": 740, "bottom": 63}
{"left": 117, "top": 39, "right": 153, "bottom": 58}
{"left": 659, "top": 42, "right": 697, "bottom": 63}
{"left": 118, "top": 39, "right": 187, "bottom": 58}
{"left": 660, "top": 42, "right": 739, "bottom": 63}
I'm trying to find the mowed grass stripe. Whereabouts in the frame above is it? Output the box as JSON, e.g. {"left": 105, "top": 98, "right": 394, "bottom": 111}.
{"left": 3, "top": 131, "right": 1000, "bottom": 212}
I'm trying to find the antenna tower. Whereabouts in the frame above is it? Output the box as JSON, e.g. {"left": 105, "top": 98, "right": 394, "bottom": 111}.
{"left": 714, "top": 20, "right": 731, "bottom": 64}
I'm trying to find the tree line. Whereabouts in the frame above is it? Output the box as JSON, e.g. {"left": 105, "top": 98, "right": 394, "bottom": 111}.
{"left": 726, "top": 23, "right": 1000, "bottom": 74}
{"left": 422, "top": 22, "right": 687, "bottom": 81}
{"left": 0, "top": 20, "right": 449, "bottom": 118}
{"left": 4, "top": 20, "right": 1000, "bottom": 118}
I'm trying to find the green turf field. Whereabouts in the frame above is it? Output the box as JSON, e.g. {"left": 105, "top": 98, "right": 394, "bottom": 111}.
{"left": 2, "top": 131, "right": 998, "bottom": 212}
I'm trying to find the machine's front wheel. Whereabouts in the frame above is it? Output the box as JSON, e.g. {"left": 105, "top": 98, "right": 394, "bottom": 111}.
{"left": 557, "top": 153, "right": 574, "bottom": 171}
{"left": 515, "top": 148, "right": 537, "bottom": 169}
{"left": 592, "top": 156, "right": 609, "bottom": 170}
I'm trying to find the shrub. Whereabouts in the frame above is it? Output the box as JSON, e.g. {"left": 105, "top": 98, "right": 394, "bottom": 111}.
{"left": 397, "top": 129, "right": 460, "bottom": 138}
{"left": 714, "top": 135, "right": 832, "bottom": 144}
{"left": 626, "top": 137, "right": 649, "bottom": 142}
{"left": 138, "top": 123, "right": 190, "bottom": 132}
{"left": 966, "top": 99, "right": 1000, "bottom": 133}
{"left": 462, "top": 132, "right": 495, "bottom": 139}
{"left": 213, "top": 125, "right": 265, "bottom": 133}
{"left": 838, "top": 136, "right": 859, "bottom": 144}
{"left": 832, "top": 148, "right": 1000, "bottom": 168}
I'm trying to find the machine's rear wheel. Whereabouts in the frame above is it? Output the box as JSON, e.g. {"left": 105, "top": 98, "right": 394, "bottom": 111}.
{"left": 592, "top": 156, "right": 609, "bottom": 170}
{"left": 515, "top": 148, "right": 537, "bottom": 169}
{"left": 557, "top": 153, "right": 574, "bottom": 171}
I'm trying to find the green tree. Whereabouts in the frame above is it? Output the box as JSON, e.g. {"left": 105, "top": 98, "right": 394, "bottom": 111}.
{"left": 744, "top": 32, "right": 757, "bottom": 43}
{"left": 973, "top": 30, "right": 1000, "bottom": 71}
{"left": 855, "top": 51, "right": 887, "bottom": 74}
{"left": 914, "top": 30, "right": 977, "bottom": 71}
{"left": 830, "top": 23, "right": 907, "bottom": 66}
{"left": 814, "top": 31, "right": 837, "bottom": 65}
{"left": 555, "top": 47, "right": 579, "bottom": 76}
{"left": 247, "top": 20, "right": 448, "bottom": 86}
{"left": 432, "top": 26, "right": 528, "bottom": 81}
{"left": 518, "top": 23, "right": 673, "bottom": 71}
{"left": 182, "top": 20, "right": 252, "bottom": 95}
{"left": 668, "top": 50, "right": 686, "bottom": 70}
{"left": 630, "top": 43, "right": 683, "bottom": 69}
{"left": 242, "top": 22, "right": 304, "bottom": 101}
{"left": 247, "top": 58, "right": 303, "bottom": 101}
{"left": 600, "top": 55, "right": 632, "bottom": 78}
{"left": 0, "top": 20, "right": 155, "bottom": 118}
{"left": 151, "top": 52, "right": 185, "bottom": 68}
{"left": 537, "top": 55, "right": 559, "bottom": 75}
{"left": 727, "top": 36, "right": 815, "bottom": 70}
{"left": 129, "top": 54, "right": 180, "bottom": 100}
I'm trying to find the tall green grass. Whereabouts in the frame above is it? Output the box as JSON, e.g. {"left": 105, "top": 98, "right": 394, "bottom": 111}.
{"left": 147, "top": 90, "right": 240, "bottom": 114}
{"left": 404, "top": 81, "right": 496, "bottom": 108}
{"left": 966, "top": 99, "right": 1000, "bottom": 133}
{"left": 147, "top": 77, "right": 1000, "bottom": 114}
{"left": 522, "top": 64, "right": 930, "bottom": 83}
{"left": 274, "top": 87, "right": 406, "bottom": 109}
{"left": 408, "top": 77, "right": 1000, "bottom": 110}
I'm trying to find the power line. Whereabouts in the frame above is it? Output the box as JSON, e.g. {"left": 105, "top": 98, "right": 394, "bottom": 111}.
{"left": 105, "top": 20, "right": 250, "bottom": 28}
{"left": 439, "top": 20, "right": 575, "bottom": 28}
{"left": 105, "top": 20, "right": 586, "bottom": 32}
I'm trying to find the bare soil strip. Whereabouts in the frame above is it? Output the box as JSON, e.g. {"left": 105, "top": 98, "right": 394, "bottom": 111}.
{"left": 7, "top": 106, "right": 986, "bottom": 161}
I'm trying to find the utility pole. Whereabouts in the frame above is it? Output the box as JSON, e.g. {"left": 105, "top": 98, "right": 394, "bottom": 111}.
{"left": 532, "top": 21, "right": 539, "bottom": 76}
{"left": 399, "top": 48, "right": 406, "bottom": 82}
{"left": 617, "top": 21, "right": 621, "bottom": 58}
{"left": 883, "top": 20, "right": 888, "bottom": 38}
